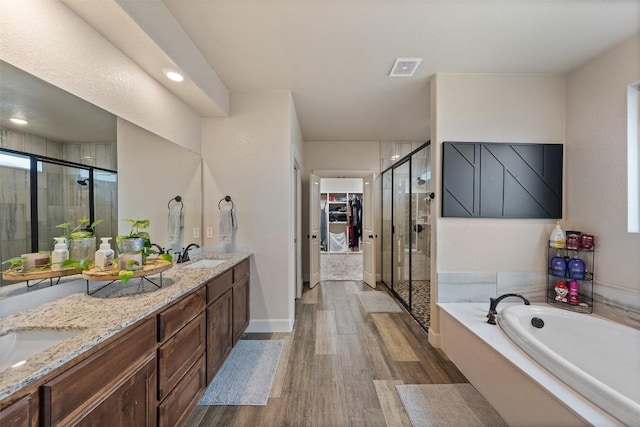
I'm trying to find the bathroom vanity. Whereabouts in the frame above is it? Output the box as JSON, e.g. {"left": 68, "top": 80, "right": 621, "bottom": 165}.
{"left": 0, "top": 253, "right": 250, "bottom": 427}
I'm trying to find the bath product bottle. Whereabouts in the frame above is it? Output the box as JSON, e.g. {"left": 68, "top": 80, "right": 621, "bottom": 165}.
{"left": 568, "top": 280, "right": 580, "bottom": 305}
{"left": 567, "top": 254, "right": 586, "bottom": 280}
{"left": 51, "top": 237, "right": 69, "bottom": 271}
{"left": 550, "top": 251, "right": 567, "bottom": 277}
{"left": 95, "top": 237, "right": 114, "bottom": 269}
{"left": 549, "top": 221, "right": 566, "bottom": 248}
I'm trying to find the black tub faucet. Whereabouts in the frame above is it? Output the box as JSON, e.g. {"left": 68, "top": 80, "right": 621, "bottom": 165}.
{"left": 177, "top": 243, "right": 200, "bottom": 263}
{"left": 487, "top": 293, "right": 530, "bottom": 325}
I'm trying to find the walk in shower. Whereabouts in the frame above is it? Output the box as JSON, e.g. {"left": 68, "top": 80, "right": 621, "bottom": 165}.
{"left": 381, "top": 142, "right": 432, "bottom": 329}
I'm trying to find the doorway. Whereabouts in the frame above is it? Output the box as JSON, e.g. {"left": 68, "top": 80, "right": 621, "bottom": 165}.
{"left": 319, "top": 178, "right": 363, "bottom": 281}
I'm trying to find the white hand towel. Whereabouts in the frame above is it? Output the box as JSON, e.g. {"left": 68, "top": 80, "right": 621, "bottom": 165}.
{"left": 219, "top": 206, "right": 237, "bottom": 243}
{"left": 167, "top": 202, "right": 183, "bottom": 249}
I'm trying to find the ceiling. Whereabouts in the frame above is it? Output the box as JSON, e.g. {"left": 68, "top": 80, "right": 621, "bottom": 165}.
{"left": 68, "top": 0, "right": 640, "bottom": 142}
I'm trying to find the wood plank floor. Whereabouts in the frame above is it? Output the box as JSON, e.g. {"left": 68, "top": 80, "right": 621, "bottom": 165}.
{"left": 185, "top": 281, "right": 467, "bottom": 427}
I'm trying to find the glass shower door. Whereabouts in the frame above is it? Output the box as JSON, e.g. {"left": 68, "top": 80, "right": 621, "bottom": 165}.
{"left": 393, "top": 161, "right": 411, "bottom": 308}
{"left": 382, "top": 170, "right": 393, "bottom": 286}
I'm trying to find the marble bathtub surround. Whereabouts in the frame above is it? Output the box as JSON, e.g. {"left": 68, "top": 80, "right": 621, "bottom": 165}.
{"left": 0, "top": 252, "right": 250, "bottom": 402}
{"left": 437, "top": 271, "right": 640, "bottom": 328}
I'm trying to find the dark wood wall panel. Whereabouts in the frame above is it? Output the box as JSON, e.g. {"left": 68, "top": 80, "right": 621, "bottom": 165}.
{"left": 442, "top": 142, "right": 563, "bottom": 218}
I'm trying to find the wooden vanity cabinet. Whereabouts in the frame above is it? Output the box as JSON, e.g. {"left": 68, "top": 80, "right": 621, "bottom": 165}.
{"left": 232, "top": 259, "right": 250, "bottom": 345}
{"left": 205, "top": 270, "right": 234, "bottom": 383}
{"left": 156, "top": 287, "right": 207, "bottom": 427}
{"left": 42, "top": 318, "right": 156, "bottom": 426}
{"left": 0, "top": 393, "right": 39, "bottom": 427}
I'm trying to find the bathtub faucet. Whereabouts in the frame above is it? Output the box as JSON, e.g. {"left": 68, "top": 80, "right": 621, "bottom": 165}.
{"left": 487, "top": 293, "right": 530, "bottom": 325}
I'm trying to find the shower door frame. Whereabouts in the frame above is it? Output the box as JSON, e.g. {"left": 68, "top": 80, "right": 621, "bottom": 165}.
{"left": 380, "top": 141, "right": 431, "bottom": 328}
{"left": 0, "top": 147, "right": 117, "bottom": 253}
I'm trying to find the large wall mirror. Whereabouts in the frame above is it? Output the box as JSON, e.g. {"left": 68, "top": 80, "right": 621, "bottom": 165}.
{"left": 0, "top": 60, "right": 202, "bottom": 297}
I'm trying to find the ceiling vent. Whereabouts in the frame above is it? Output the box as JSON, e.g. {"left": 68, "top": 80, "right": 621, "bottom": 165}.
{"left": 389, "top": 58, "right": 422, "bottom": 77}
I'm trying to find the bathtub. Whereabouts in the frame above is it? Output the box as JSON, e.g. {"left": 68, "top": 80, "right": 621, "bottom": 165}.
{"left": 498, "top": 304, "right": 640, "bottom": 426}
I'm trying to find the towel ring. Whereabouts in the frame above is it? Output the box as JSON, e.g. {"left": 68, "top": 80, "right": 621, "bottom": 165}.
{"left": 218, "top": 195, "right": 234, "bottom": 209}
{"left": 168, "top": 195, "right": 183, "bottom": 211}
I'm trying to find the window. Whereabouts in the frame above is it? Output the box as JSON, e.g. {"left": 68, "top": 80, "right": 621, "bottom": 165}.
{"left": 628, "top": 81, "right": 640, "bottom": 233}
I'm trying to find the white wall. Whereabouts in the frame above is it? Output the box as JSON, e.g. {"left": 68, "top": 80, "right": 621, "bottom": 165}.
{"left": 117, "top": 119, "right": 202, "bottom": 251}
{"left": 430, "top": 73, "right": 566, "bottom": 344}
{"left": 1, "top": 0, "right": 201, "bottom": 154}
{"left": 566, "top": 34, "right": 640, "bottom": 292}
{"left": 202, "top": 90, "right": 296, "bottom": 332}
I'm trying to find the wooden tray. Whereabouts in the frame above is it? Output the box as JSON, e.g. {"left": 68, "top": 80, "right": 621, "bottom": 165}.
{"left": 82, "top": 258, "right": 173, "bottom": 281}
{"left": 2, "top": 267, "right": 81, "bottom": 281}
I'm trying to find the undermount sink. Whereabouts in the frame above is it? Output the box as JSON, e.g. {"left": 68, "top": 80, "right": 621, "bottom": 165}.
{"left": 0, "top": 329, "right": 80, "bottom": 371}
{"left": 183, "top": 259, "right": 227, "bottom": 269}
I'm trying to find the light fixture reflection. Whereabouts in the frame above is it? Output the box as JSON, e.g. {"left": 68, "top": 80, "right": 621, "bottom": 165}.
{"left": 10, "top": 117, "right": 28, "bottom": 125}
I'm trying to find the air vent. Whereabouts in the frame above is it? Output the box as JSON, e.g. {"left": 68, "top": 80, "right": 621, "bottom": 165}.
{"left": 389, "top": 58, "right": 422, "bottom": 77}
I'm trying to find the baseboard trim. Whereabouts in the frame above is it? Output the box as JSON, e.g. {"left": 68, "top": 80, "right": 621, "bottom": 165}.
{"left": 428, "top": 329, "right": 441, "bottom": 348}
{"left": 246, "top": 317, "right": 294, "bottom": 333}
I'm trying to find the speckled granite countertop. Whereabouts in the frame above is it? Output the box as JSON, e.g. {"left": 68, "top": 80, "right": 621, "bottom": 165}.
{"left": 0, "top": 252, "right": 250, "bottom": 403}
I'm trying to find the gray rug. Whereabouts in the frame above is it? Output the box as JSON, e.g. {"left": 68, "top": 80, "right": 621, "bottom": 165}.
{"left": 198, "top": 340, "right": 284, "bottom": 406}
{"left": 321, "top": 253, "right": 363, "bottom": 281}
{"left": 396, "top": 384, "right": 507, "bottom": 427}
{"left": 357, "top": 291, "right": 403, "bottom": 312}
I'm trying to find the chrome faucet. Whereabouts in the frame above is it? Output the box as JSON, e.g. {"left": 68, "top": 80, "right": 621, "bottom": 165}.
{"left": 487, "top": 293, "right": 530, "bottom": 325}
{"left": 177, "top": 243, "right": 200, "bottom": 263}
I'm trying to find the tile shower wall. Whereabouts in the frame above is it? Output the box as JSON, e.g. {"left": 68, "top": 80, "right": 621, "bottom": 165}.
{"left": 0, "top": 127, "right": 117, "bottom": 262}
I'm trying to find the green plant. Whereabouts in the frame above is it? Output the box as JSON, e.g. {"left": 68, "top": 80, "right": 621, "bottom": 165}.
{"left": 116, "top": 219, "right": 151, "bottom": 246}
{"left": 56, "top": 218, "right": 103, "bottom": 240}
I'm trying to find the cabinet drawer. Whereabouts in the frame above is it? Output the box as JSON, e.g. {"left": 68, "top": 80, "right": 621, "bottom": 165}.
{"left": 233, "top": 258, "right": 249, "bottom": 282}
{"left": 43, "top": 318, "right": 156, "bottom": 426}
{"left": 158, "top": 353, "right": 206, "bottom": 427}
{"left": 157, "top": 286, "right": 205, "bottom": 342}
{"left": 158, "top": 312, "right": 206, "bottom": 400}
{"left": 207, "top": 269, "right": 233, "bottom": 304}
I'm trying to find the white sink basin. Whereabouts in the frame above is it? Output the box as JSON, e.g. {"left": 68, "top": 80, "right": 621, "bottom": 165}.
{"left": 0, "top": 329, "right": 80, "bottom": 371}
{"left": 184, "top": 259, "right": 227, "bottom": 269}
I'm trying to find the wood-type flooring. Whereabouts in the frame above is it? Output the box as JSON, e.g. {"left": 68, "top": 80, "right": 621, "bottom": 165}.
{"left": 185, "top": 280, "right": 467, "bottom": 426}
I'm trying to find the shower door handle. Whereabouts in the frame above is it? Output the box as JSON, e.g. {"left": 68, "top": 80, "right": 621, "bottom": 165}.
{"left": 368, "top": 234, "right": 374, "bottom": 239}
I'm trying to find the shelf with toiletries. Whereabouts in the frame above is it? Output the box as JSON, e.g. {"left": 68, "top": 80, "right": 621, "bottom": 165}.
{"left": 546, "top": 246, "right": 594, "bottom": 314}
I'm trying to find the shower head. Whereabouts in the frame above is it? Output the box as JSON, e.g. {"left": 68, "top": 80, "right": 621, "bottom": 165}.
{"left": 417, "top": 177, "right": 426, "bottom": 185}
{"left": 77, "top": 178, "right": 89, "bottom": 186}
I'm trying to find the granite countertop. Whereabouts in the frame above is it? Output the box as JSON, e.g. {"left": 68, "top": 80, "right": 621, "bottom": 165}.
{"left": 0, "top": 252, "right": 250, "bottom": 403}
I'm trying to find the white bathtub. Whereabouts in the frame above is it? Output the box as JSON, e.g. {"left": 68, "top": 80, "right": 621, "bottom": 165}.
{"left": 498, "top": 305, "right": 640, "bottom": 426}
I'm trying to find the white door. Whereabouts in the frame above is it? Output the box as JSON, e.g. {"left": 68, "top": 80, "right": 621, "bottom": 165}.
{"left": 363, "top": 174, "right": 376, "bottom": 287}
{"left": 309, "top": 173, "right": 321, "bottom": 288}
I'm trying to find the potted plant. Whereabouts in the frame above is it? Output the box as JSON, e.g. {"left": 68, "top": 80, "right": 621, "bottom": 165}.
{"left": 115, "top": 219, "right": 172, "bottom": 283}
{"left": 56, "top": 218, "right": 103, "bottom": 262}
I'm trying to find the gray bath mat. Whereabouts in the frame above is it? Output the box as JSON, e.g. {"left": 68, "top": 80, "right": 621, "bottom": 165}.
{"left": 396, "top": 384, "right": 507, "bottom": 427}
{"left": 198, "top": 340, "right": 284, "bottom": 406}
{"left": 358, "top": 291, "right": 403, "bottom": 312}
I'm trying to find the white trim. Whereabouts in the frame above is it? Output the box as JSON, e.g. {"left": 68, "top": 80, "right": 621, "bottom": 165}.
{"left": 246, "top": 317, "right": 294, "bottom": 333}
{"left": 628, "top": 81, "right": 640, "bottom": 233}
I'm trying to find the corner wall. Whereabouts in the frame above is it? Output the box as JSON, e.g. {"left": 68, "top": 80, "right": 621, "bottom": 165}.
{"left": 201, "top": 91, "right": 296, "bottom": 332}
{"left": 566, "top": 33, "right": 640, "bottom": 327}
{"left": 430, "top": 73, "right": 566, "bottom": 345}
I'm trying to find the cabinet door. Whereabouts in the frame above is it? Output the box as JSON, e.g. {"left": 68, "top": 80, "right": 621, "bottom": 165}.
{"left": 232, "top": 276, "right": 250, "bottom": 345}
{"left": 0, "top": 394, "right": 38, "bottom": 427}
{"left": 75, "top": 355, "right": 157, "bottom": 427}
{"left": 157, "top": 312, "right": 206, "bottom": 400}
{"left": 206, "top": 289, "right": 233, "bottom": 383}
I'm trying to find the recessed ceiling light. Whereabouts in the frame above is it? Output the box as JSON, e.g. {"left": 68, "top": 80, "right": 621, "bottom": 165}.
{"left": 10, "top": 117, "right": 28, "bottom": 125}
{"left": 164, "top": 69, "right": 184, "bottom": 82}
{"left": 389, "top": 58, "right": 422, "bottom": 77}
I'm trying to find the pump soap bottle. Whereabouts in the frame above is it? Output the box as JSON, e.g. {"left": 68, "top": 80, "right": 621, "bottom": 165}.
{"left": 549, "top": 222, "right": 566, "bottom": 248}
{"left": 51, "top": 237, "right": 69, "bottom": 271}
{"left": 95, "top": 237, "right": 115, "bottom": 269}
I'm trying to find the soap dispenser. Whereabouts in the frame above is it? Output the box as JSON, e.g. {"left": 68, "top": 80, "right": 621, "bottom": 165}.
{"left": 549, "top": 221, "right": 566, "bottom": 248}
{"left": 51, "top": 237, "right": 69, "bottom": 271}
{"left": 95, "top": 237, "right": 115, "bottom": 269}
{"left": 567, "top": 253, "right": 586, "bottom": 280}
{"left": 550, "top": 250, "right": 567, "bottom": 278}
